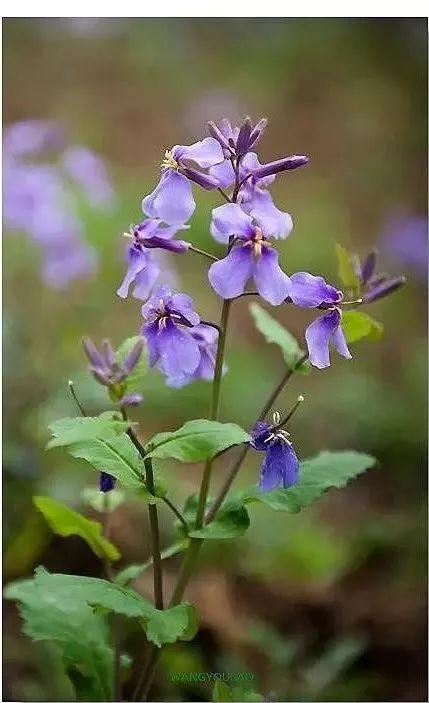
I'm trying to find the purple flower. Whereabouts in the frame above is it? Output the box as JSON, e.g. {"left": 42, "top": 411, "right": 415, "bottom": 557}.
{"left": 142, "top": 137, "right": 223, "bottom": 226}
{"left": 305, "top": 308, "right": 351, "bottom": 369}
{"left": 208, "top": 203, "right": 290, "bottom": 305}
{"left": 62, "top": 146, "right": 116, "bottom": 208}
{"left": 82, "top": 336, "right": 144, "bottom": 405}
{"left": 251, "top": 420, "right": 299, "bottom": 492}
{"left": 141, "top": 286, "right": 201, "bottom": 379}
{"left": 289, "top": 272, "right": 343, "bottom": 308}
{"left": 99, "top": 471, "right": 116, "bottom": 493}
{"left": 117, "top": 219, "right": 189, "bottom": 301}
{"left": 165, "top": 324, "right": 219, "bottom": 387}
{"left": 379, "top": 214, "right": 427, "bottom": 281}
{"left": 348, "top": 247, "right": 407, "bottom": 303}
{"left": 3, "top": 119, "right": 65, "bottom": 159}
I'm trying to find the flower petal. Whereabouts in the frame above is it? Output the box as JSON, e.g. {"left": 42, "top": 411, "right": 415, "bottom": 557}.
{"left": 142, "top": 171, "right": 195, "bottom": 225}
{"left": 175, "top": 137, "right": 224, "bottom": 168}
{"left": 131, "top": 259, "right": 160, "bottom": 300}
{"left": 209, "top": 159, "right": 235, "bottom": 188}
{"left": 141, "top": 320, "right": 161, "bottom": 367}
{"left": 305, "top": 309, "right": 340, "bottom": 369}
{"left": 253, "top": 247, "right": 290, "bottom": 306}
{"left": 259, "top": 439, "right": 299, "bottom": 492}
{"left": 208, "top": 245, "right": 253, "bottom": 299}
{"left": 331, "top": 321, "right": 352, "bottom": 360}
{"left": 158, "top": 320, "right": 201, "bottom": 377}
{"left": 248, "top": 189, "right": 293, "bottom": 239}
{"left": 289, "top": 272, "right": 342, "bottom": 308}
{"left": 117, "top": 248, "right": 148, "bottom": 299}
{"left": 210, "top": 202, "right": 254, "bottom": 244}
{"left": 170, "top": 292, "right": 200, "bottom": 326}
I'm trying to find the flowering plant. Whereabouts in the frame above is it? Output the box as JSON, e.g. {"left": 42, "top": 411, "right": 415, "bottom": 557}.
{"left": 5, "top": 117, "right": 405, "bottom": 702}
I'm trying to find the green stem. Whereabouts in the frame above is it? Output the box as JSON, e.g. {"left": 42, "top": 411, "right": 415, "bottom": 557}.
{"left": 188, "top": 244, "right": 219, "bottom": 262}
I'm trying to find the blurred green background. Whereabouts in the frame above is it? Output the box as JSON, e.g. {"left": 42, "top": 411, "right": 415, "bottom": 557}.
{"left": 3, "top": 17, "right": 427, "bottom": 702}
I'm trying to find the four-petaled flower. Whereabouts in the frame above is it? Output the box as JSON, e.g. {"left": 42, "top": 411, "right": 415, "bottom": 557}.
{"left": 208, "top": 203, "right": 291, "bottom": 305}
{"left": 251, "top": 419, "right": 300, "bottom": 492}
{"left": 117, "top": 218, "right": 189, "bottom": 301}
{"left": 142, "top": 137, "right": 224, "bottom": 226}
{"left": 141, "top": 286, "right": 202, "bottom": 379}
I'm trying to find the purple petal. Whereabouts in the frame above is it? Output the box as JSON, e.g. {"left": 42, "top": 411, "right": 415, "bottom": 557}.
{"left": 305, "top": 309, "right": 340, "bottom": 369}
{"left": 289, "top": 272, "right": 342, "bottom": 308}
{"left": 142, "top": 170, "right": 195, "bottom": 225}
{"left": 210, "top": 203, "right": 254, "bottom": 244}
{"left": 170, "top": 292, "right": 200, "bottom": 326}
{"left": 82, "top": 337, "right": 106, "bottom": 371}
{"left": 248, "top": 118, "right": 268, "bottom": 149}
{"left": 208, "top": 245, "right": 253, "bottom": 299}
{"left": 248, "top": 189, "right": 293, "bottom": 239}
{"left": 252, "top": 155, "right": 309, "bottom": 179}
{"left": 117, "top": 248, "right": 150, "bottom": 299}
{"left": 253, "top": 247, "right": 290, "bottom": 306}
{"left": 209, "top": 159, "right": 235, "bottom": 188}
{"left": 141, "top": 320, "right": 162, "bottom": 367}
{"left": 158, "top": 320, "right": 201, "bottom": 377}
{"left": 251, "top": 421, "right": 274, "bottom": 451}
{"left": 259, "top": 439, "right": 299, "bottom": 492}
{"left": 123, "top": 338, "right": 144, "bottom": 374}
{"left": 143, "top": 235, "right": 189, "bottom": 253}
{"left": 207, "top": 121, "right": 232, "bottom": 151}
{"left": 175, "top": 137, "right": 224, "bottom": 168}
{"left": 132, "top": 260, "right": 160, "bottom": 300}
{"left": 331, "top": 322, "right": 352, "bottom": 360}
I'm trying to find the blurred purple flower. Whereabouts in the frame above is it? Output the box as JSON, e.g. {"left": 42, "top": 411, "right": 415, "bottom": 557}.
{"left": 251, "top": 420, "right": 300, "bottom": 492}
{"left": 62, "top": 146, "right": 116, "bottom": 208}
{"left": 208, "top": 203, "right": 290, "bottom": 305}
{"left": 142, "top": 137, "right": 223, "bottom": 225}
{"left": 99, "top": 472, "right": 116, "bottom": 493}
{"left": 379, "top": 214, "right": 427, "bottom": 282}
{"left": 141, "top": 286, "right": 201, "bottom": 379}
{"left": 3, "top": 120, "right": 65, "bottom": 159}
{"left": 166, "top": 324, "right": 219, "bottom": 387}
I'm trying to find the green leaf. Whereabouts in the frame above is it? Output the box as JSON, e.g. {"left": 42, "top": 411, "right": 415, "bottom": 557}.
{"left": 116, "top": 336, "right": 148, "bottom": 392}
{"left": 16, "top": 569, "right": 197, "bottom": 648}
{"left": 34, "top": 496, "right": 120, "bottom": 562}
{"left": 189, "top": 504, "right": 250, "bottom": 540}
{"left": 249, "top": 302, "right": 310, "bottom": 372}
{"left": 341, "top": 311, "right": 383, "bottom": 343}
{"left": 231, "top": 451, "right": 376, "bottom": 513}
{"left": 335, "top": 244, "right": 361, "bottom": 293}
{"left": 213, "top": 681, "right": 233, "bottom": 701}
{"left": 81, "top": 487, "right": 126, "bottom": 513}
{"left": 47, "top": 412, "right": 130, "bottom": 449}
{"left": 64, "top": 434, "right": 144, "bottom": 488}
{"left": 145, "top": 419, "right": 251, "bottom": 463}
{"left": 115, "top": 540, "right": 189, "bottom": 586}
{"left": 4, "top": 576, "right": 113, "bottom": 701}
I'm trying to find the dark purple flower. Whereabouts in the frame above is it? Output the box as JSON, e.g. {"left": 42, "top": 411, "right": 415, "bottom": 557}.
{"left": 82, "top": 336, "right": 144, "bottom": 400}
{"left": 251, "top": 420, "right": 299, "bottom": 492}
{"left": 289, "top": 272, "right": 343, "bottom": 308}
{"left": 62, "top": 146, "right": 116, "bottom": 208}
{"left": 141, "top": 286, "right": 201, "bottom": 379}
{"left": 208, "top": 203, "right": 290, "bottom": 305}
{"left": 99, "top": 471, "right": 116, "bottom": 493}
{"left": 305, "top": 308, "right": 351, "bottom": 369}
{"left": 251, "top": 155, "right": 309, "bottom": 179}
{"left": 349, "top": 246, "right": 407, "bottom": 303}
{"left": 142, "top": 137, "right": 223, "bottom": 225}
{"left": 165, "top": 324, "right": 219, "bottom": 387}
{"left": 117, "top": 219, "right": 189, "bottom": 301}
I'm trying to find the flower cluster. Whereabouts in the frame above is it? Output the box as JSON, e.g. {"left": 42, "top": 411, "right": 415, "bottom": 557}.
{"left": 3, "top": 119, "right": 116, "bottom": 288}
{"left": 82, "top": 336, "right": 144, "bottom": 407}
{"left": 115, "top": 116, "right": 405, "bottom": 492}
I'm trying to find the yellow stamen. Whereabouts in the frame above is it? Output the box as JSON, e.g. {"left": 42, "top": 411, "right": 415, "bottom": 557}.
{"left": 161, "top": 149, "right": 179, "bottom": 170}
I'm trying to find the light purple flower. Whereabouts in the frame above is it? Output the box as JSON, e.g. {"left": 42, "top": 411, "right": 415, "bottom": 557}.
{"left": 3, "top": 119, "right": 64, "bottom": 159}
{"left": 166, "top": 324, "right": 219, "bottom": 387}
{"left": 62, "top": 146, "right": 116, "bottom": 208}
{"left": 141, "top": 286, "right": 201, "bottom": 379}
{"left": 289, "top": 272, "right": 343, "bottom": 308}
{"left": 208, "top": 203, "right": 290, "bottom": 305}
{"left": 305, "top": 308, "right": 351, "bottom": 369}
{"left": 251, "top": 420, "right": 299, "bottom": 492}
{"left": 117, "top": 219, "right": 189, "bottom": 301}
{"left": 142, "top": 137, "right": 223, "bottom": 226}
{"left": 380, "top": 214, "right": 427, "bottom": 281}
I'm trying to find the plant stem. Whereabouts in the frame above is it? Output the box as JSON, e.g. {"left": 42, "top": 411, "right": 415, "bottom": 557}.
{"left": 162, "top": 496, "right": 188, "bottom": 531}
{"left": 188, "top": 244, "right": 219, "bottom": 262}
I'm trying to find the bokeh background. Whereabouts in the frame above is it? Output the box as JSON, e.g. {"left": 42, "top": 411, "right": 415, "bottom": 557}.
{"left": 3, "top": 17, "right": 427, "bottom": 702}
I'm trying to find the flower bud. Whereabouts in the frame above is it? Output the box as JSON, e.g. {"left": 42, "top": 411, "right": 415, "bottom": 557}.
{"left": 361, "top": 249, "right": 378, "bottom": 284}
{"left": 236, "top": 117, "right": 252, "bottom": 156}
{"left": 252, "top": 155, "right": 309, "bottom": 179}
{"left": 122, "top": 338, "right": 144, "bottom": 374}
{"left": 181, "top": 166, "right": 219, "bottom": 190}
{"left": 363, "top": 276, "right": 406, "bottom": 303}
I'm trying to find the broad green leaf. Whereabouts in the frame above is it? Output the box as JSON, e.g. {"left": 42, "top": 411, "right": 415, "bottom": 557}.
{"left": 115, "top": 540, "right": 189, "bottom": 586}
{"left": 116, "top": 336, "right": 148, "bottom": 392}
{"left": 249, "top": 302, "right": 310, "bottom": 372}
{"left": 47, "top": 413, "right": 130, "bottom": 449}
{"left": 82, "top": 487, "right": 126, "bottom": 513}
{"left": 64, "top": 434, "right": 144, "bottom": 488}
{"left": 341, "top": 310, "right": 383, "bottom": 343}
{"left": 189, "top": 504, "right": 250, "bottom": 540}
{"left": 213, "top": 681, "right": 233, "bottom": 701}
{"left": 335, "top": 244, "right": 361, "bottom": 293}
{"left": 22, "top": 569, "right": 197, "bottom": 648}
{"left": 4, "top": 576, "right": 113, "bottom": 701}
{"left": 145, "top": 419, "right": 251, "bottom": 463}
{"left": 34, "top": 496, "right": 120, "bottom": 562}
{"left": 231, "top": 451, "right": 376, "bottom": 513}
